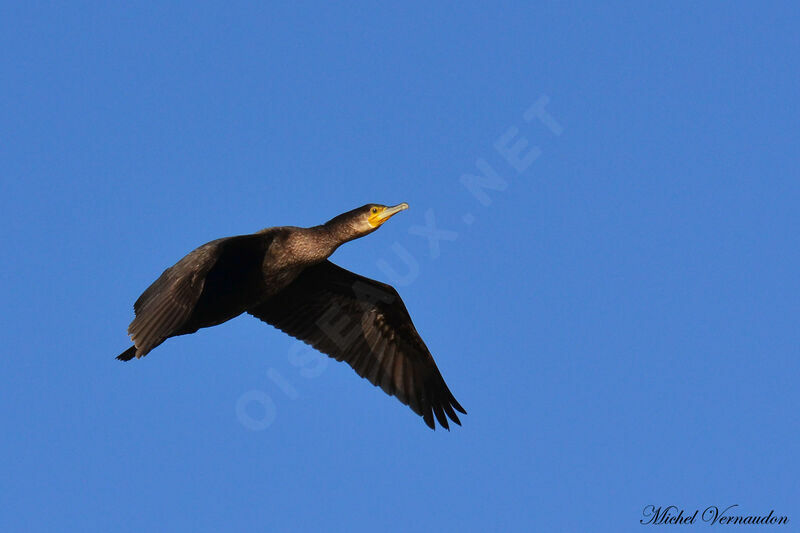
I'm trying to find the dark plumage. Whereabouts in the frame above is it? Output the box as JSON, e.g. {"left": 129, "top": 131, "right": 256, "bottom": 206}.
{"left": 117, "top": 203, "right": 465, "bottom": 430}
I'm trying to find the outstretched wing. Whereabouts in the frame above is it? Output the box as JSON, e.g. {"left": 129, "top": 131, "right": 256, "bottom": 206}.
{"left": 247, "top": 260, "right": 465, "bottom": 430}
{"left": 127, "top": 234, "right": 269, "bottom": 358}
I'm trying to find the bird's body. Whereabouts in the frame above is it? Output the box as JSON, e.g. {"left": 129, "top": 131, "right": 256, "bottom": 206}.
{"left": 117, "top": 203, "right": 465, "bottom": 430}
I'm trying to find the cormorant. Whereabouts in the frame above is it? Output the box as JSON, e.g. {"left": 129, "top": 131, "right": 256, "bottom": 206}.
{"left": 117, "top": 203, "right": 465, "bottom": 430}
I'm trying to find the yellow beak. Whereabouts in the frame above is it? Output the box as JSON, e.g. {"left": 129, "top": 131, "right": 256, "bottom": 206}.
{"left": 370, "top": 202, "right": 409, "bottom": 227}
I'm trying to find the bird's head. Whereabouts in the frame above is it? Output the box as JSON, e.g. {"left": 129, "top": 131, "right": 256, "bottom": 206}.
{"left": 364, "top": 202, "right": 410, "bottom": 229}
{"left": 324, "top": 202, "right": 409, "bottom": 241}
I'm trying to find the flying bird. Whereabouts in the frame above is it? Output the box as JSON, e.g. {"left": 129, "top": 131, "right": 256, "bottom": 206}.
{"left": 117, "top": 203, "right": 465, "bottom": 430}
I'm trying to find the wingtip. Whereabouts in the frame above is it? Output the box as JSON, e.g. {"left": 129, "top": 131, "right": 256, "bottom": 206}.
{"left": 422, "top": 408, "right": 435, "bottom": 430}
{"left": 116, "top": 346, "right": 137, "bottom": 362}
{"left": 452, "top": 399, "right": 467, "bottom": 415}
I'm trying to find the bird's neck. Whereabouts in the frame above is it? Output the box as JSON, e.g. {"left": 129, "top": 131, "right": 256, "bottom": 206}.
{"left": 320, "top": 217, "right": 370, "bottom": 248}
{"left": 274, "top": 225, "right": 337, "bottom": 265}
{"left": 310, "top": 224, "right": 344, "bottom": 257}
{"left": 284, "top": 223, "right": 360, "bottom": 264}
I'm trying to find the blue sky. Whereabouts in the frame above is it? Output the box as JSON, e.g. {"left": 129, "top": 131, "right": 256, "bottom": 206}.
{"left": 1, "top": 2, "right": 798, "bottom": 531}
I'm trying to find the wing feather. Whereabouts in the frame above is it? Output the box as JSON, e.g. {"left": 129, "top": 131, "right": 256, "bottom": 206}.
{"left": 127, "top": 234, "right": 269, "bottom": 358}
{"left": 247, "top": 260, "right": 465, "bottom": 430}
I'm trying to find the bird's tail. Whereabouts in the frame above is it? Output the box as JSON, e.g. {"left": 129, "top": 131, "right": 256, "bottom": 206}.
{"left": 116, "top": 345, "right": 137, "bottom": 361}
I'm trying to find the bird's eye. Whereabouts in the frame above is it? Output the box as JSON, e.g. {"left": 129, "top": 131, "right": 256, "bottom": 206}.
{"left": 371, "top": 208, "right": 378, "bottom": 214}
